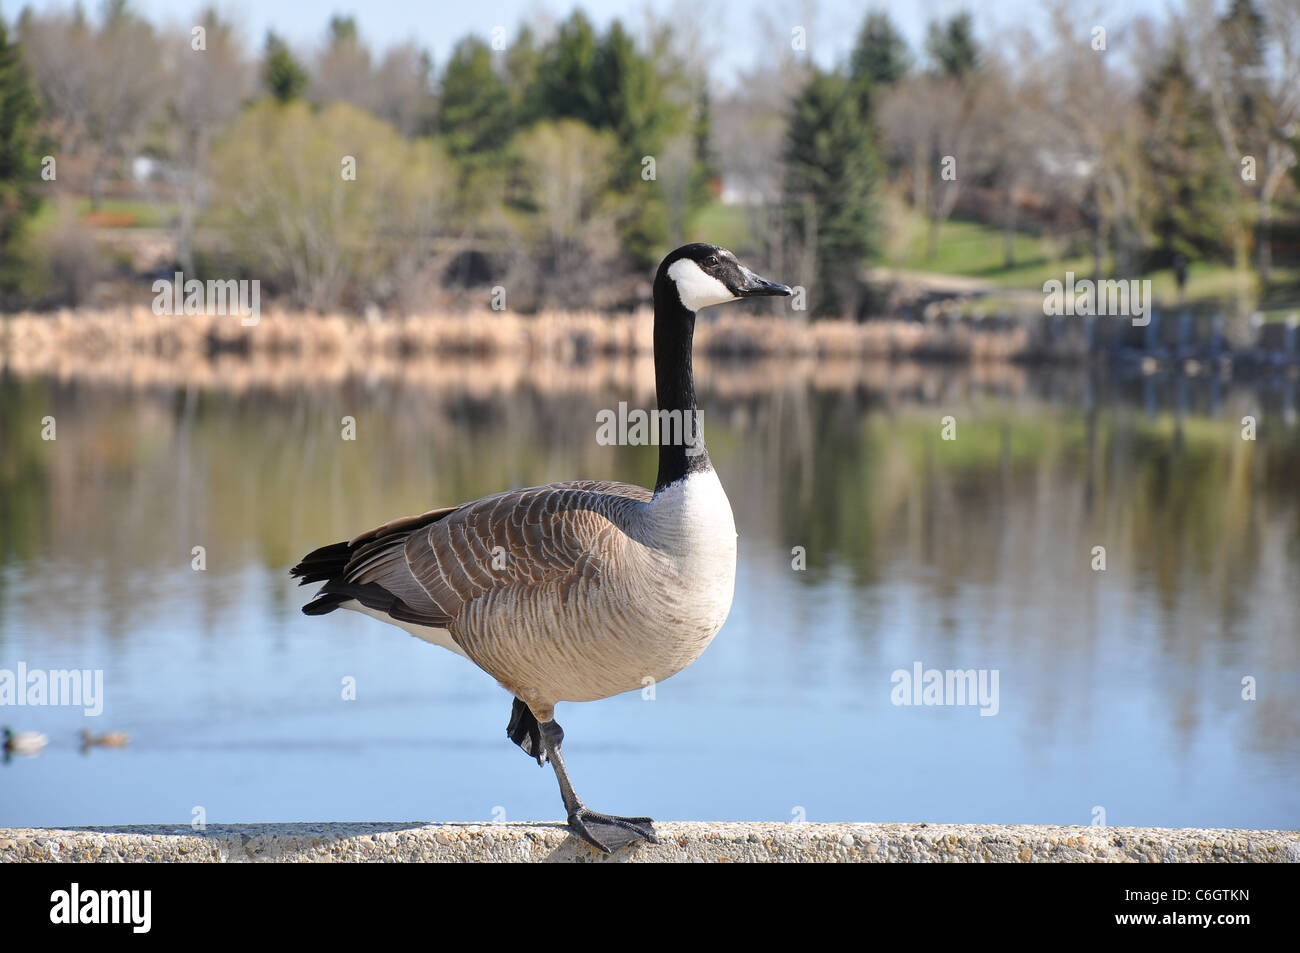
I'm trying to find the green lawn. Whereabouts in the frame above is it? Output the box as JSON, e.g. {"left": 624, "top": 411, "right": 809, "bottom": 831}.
{"left": 889, "top": 212, "right": 1299, "bottom": 316}
{"left": 889, "top": 216, "right": 1064, "bottom": 279}
{"left": 687, "top": 203, "right": 750, "bottom": 253}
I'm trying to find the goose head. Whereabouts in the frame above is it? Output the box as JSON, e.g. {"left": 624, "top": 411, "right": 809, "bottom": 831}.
{"left": 648, "top": 244, "right": 791, "bottom": 491}
{"left": 656, "top": 243, "right": 792, "bottom": 313}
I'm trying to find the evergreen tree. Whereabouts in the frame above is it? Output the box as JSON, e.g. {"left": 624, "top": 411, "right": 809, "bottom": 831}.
{"left": 688, "top": 87, "right": 718, "bottom": 209}
{"left": 520, "top": 14, "right": 693, "bottom": 266}
{"left": 591, "top": 20, "right": 678, "bottom": 264}
{"left": 593, "top": 21, "right": 674, "bottom": 145}
{"left": 263, "top": 32, "right": 308, "bottom": 103}
{"left": 850, "top": 12, "right": 911, "bottom": 89}
{"left": 438, "top": 37, "right": 514, "bottom": 163}
{"left": 327, "top": 14, "right": 359, "bottom": 48}
{"left": 848, "top": 11, "right": 910, "bottom": 173}
{"left": 0, "top": 18, "right": 41, "bottom": 297}
{"left": 925, "top": 13, "right": 979, "bottom": 79}
{"left": 528, "top": 11, "right": 602, "bottom": 127}
{"left": 1220, "top": 0, "right": 1267, "bottom": 85}
{"left": 1139, "top": 39, "right": 1235, "bottom": 267}
{"left": 1217, "top": 0, "right": 1279, "bottom": 283}
{"left": 784, "top": 70, "right": 878, "bottom": 317}
{"left": 505, "top": 25, "right": 541, "bottom": 117}
{"left": 1218, "top": 0, "right": 1269, "bottom": 143}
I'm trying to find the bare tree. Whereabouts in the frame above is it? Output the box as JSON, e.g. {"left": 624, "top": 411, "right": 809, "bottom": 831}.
{"left": 1009, "top": 1, "right": 1147, "bottom": 278}
{"left": 371, "top": 42, "right": 435, "bottom": 138}
{"left": 878, "top": 74, "right": 989, "bottom": 260}
{"left": 311, "top": 15, "right": 374, "bottom": 111}
{"left": 163, "top": 10, "right": 251, "bottom": 272}
{"left": 710, "top": 3, "right": 815, "bottom": 293}
{"left": 980, "top": 60, "right": 1040, "bottom": 268}
{"left": 17, "top": 7, "right": 96, "bottom": 159}
{"left": 23, "top": 3, "right": 166, "bottom": 207}
{"left": 86, "top": 2, "right": 166, "bottom": 207}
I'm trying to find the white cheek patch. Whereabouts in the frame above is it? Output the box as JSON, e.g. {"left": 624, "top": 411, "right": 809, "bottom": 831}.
{"left": 668, "top": 258, "right": 736, "bottom": 311}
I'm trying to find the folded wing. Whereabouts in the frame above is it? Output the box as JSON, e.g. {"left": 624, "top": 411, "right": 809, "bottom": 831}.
{"left": 291, "top": 481, "right": 653, "bottom": 636}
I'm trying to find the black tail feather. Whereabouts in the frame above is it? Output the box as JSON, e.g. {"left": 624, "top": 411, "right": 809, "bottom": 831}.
{"left": 292, "top": 506, "right": 458, "bottom": 621}
{"left": 292, "top": 539, "right": 355, "bottom": 615}
{"left": 301, "top": 592, "right": 350, "bottom": 615}
{"left": 294, "top": 545, "right": 433, "bottom": 621}
{"left": 302, "top": 579, "right": 416, "bottom": 618}
{"left": 290, "top": 540, "right": 352, "bottom": 585}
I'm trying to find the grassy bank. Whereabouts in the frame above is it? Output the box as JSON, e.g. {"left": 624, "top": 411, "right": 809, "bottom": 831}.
{"left": 884, "top": 211, "right": 1300, "bottom": 317}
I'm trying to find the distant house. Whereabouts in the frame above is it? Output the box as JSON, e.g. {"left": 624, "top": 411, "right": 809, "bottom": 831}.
{"left": 131, "top": 155, "right": 183, "bottom": 186}
{"left": 131, "top": 155, "right": 160, "bottom": 182}
{"left": 1034, "top": 149, "right": 1095, "bottom": 181}
{"left": 719, "top": 175, "right": 767, "bottom": 206}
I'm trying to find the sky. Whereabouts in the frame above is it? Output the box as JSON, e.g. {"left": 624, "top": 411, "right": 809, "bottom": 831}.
{"left": 6, "top": 0, "right": 1177, "bottom": 88}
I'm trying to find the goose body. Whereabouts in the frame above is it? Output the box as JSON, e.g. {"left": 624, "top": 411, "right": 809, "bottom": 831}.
{"left": 293, "top": 243, "right": 790, "bottom": 851}
{"left": 319, "top": 471, "right": 736, "bottom": 716}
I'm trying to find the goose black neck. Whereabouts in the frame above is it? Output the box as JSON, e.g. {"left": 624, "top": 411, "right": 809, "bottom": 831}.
{"left": 652, "top": 276, "right": 711, "bottom": 492}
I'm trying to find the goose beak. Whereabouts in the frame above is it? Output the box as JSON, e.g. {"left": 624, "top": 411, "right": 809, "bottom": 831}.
{"left": 737, "top": 267, "right": 792, "bottom": 298}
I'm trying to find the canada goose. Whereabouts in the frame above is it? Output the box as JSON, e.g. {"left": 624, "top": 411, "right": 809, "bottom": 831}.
{"left": 3, "top": 727, "right": 49, "bottom": 757}
{"left": 80, "top": 729, "right": 131, "bottom": 750}
{"left": 292, "top": 243, "right": 791, "bottom": 852}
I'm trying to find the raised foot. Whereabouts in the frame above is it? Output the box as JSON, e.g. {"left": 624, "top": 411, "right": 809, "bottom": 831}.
{"left": 567, "top": 809, "right": 659, "bottom": 854}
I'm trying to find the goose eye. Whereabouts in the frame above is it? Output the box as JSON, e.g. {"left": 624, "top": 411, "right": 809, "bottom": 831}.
{"left": 704, "top": 256, "right": 719, "bottom": 267}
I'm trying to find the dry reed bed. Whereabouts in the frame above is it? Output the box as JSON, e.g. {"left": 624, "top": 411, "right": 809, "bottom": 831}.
{"left": 2, "top": 307, "right": 1040, "bottom": 366}
{"left": 0, "top": 351, "right": 1033, "bottom": 401}
{"left": 1, "top": 308, "right": 1047, "bottom": 397}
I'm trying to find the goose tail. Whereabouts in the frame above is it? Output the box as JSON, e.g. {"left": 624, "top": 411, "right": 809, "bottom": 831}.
{"left": 290, "top": 539, "right": 352, "bottom": 586}
{"left": 290, "top": 504, "right": 462, "bottom": 618}
{"left": 290, "top": 540, "right": 354, "bottom": 615}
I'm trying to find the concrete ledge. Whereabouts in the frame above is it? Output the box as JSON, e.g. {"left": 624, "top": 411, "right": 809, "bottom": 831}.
{"left": 2, "top": 822, "right": 1297, "bottom": 862}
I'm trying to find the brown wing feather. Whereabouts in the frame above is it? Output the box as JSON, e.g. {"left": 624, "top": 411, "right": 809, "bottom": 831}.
{"left": 297, "top": 481, "right": 651, "bottom": 631}
{"left": 403, "top": 481, "right": 651, "bottom": 619}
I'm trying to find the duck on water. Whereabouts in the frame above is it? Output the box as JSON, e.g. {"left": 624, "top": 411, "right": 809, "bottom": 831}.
{"left": 292, "top": 243, "right": 792, "bottom": 853}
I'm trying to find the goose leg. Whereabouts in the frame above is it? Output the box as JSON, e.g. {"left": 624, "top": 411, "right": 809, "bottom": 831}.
{"left": 538, "top": 719, "right": 658, "bottom": 854}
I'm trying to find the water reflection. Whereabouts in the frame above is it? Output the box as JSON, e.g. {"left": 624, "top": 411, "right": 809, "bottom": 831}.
{"left": 0, "top": 364, "right": 1296, "bottom": 830}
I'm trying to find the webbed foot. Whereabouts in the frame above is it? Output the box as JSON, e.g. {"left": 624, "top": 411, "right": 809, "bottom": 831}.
{"left": 566, "top": 808, "right": 658, "bottom": 854}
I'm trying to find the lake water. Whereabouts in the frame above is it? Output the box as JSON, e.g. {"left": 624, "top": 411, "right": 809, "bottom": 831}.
{"left": 1, "top": 362, "right": 1297, "bottom": 831}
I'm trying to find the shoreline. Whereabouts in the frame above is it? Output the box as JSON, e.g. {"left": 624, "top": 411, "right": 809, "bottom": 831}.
{"left": 3, "top": 309, "right": 1296, "bottom": 391}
